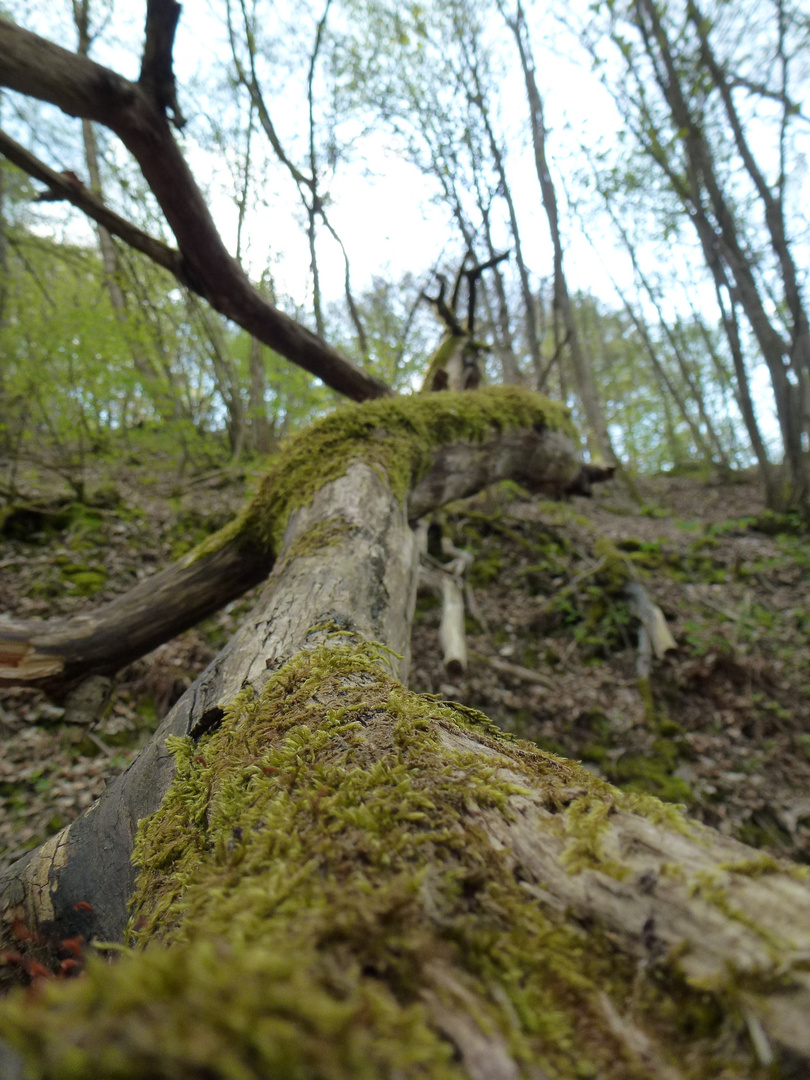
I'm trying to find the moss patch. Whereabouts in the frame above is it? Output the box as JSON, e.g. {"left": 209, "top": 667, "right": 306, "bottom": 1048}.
{"left": 58, "top": 563, "right": 107, "bottom": 596}
{"left": 189, "top": 386, "right": 574, "bottom": 562}
{"left": 0, "top": 644, "right": 764, "bottom": 1079}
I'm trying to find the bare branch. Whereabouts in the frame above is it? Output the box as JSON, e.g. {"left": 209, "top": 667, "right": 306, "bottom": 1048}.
{"left": 0, "top": 395, "right": 608, "bottom": 693}
{"left": 0, "top": 19, "right": 392, "bottom": 402}
{"left": 139, "top": 0, "right": 185, "bottom": 128}
{"left": 0, "top": 538, "right": 273, "bottom": 693}
{"left": 0, "top": 127, "right": 185, "bottom": 278}
{"left": 728, "top": 73, "right": 808, "bottom": 123}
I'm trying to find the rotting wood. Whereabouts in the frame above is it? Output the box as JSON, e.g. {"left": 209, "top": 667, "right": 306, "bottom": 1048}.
{"left": 0, "top": 397, "right": 598, "bottom": 696}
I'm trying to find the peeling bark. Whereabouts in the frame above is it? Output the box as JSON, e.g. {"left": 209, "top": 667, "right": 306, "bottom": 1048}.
{"left": 0, "top": 429, "right": 808, "bottom": 1076}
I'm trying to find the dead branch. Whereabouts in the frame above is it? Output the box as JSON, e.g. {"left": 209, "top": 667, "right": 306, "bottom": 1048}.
{"left": 0, "top": 128, "right": 185, "bottom": 280}
{"left": 470, "top": 650, "right": 552, "bottom": 688}
{"left": 139, "top": 0, "right": 185, "bottom": 127}
{"left": 0, "top": 18, "right": 390, "bottom": 403}
{"left": 0, "top": 410, "right": 605, "bottom": 694}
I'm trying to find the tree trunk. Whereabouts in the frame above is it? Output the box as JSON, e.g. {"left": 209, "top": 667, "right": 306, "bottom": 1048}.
{"left": 73, "top": 1, "right": 183, "bottom": 423}
{"left": 474, "top": 190, "right": 524, "bottom": 385}
{"left": 632, "top": 0, "right": 808, "bottom": 505}
{"left": 595, "top": 189, "right": 730, "bottom": 468}
{"left": 0, "top": 104, "right": 8, "bottom": 454}
{"left": 194, "top": 301, "right": 247, "bottom": 456}
{"left": 0, "top": 395, "right": 808, "bottom": 1079}
{"left": 247, "top": 336, "right": 274, "bottom": 454}
{"left": 464, "top": 60, "right": 543, "bottom": 386}
{"left": 504, "top": 3, "right": 616, "bottom": 465}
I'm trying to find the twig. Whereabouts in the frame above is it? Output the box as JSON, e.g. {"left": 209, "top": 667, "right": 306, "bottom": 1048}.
{"left": 470, "top": 651, "right": 552, "bottom": 689}
{"left": 531, "top": 554, "right": 608, "bottom": 614}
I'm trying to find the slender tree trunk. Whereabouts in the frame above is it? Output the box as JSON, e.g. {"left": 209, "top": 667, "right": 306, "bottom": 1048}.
{"left": 305, "top": 0, "right": 332, "bottom": 340}
{"left": 687, "top": 0, "right": 810, "bottom": 392}
{"left": 248, "top": 336, "right": 274, "bottom": 454}
{"left": 463, "top": 61, "right": 543, "bottom": 384}
{"left": 712, "top": 284, "right": 780, "bottom": 504}
{"left": 504, "top": 3, "right": 615, "bottom": 464}
{"left": 72, "top": 0, "right": 184, "bottom": 422}
{"left": 195, "top": 302, "right": 247, "bottom": 456}
{"left": 472, "top": 183, "right": 522, "bottom": 384}
{"left": 595, "top": 189, "right": 730, "bottom": 468}
{"left": 633, "top": 0, "right": 807, "bottom": 505}
{"left": 0, "top": 136, "right": 7, "bottom": 333}
{"left": 609, "top": 282, "right": 713, "bottom": 462}
{"left": 0, "top": 122, "right": 10, "bottom": 457}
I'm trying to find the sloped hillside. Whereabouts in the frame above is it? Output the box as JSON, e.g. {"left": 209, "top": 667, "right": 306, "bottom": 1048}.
{"left": 412, "top": 473, "right": 810, "bottom": 862}
{"left": 1, "top": 457, "right": 809, "bottom": 872}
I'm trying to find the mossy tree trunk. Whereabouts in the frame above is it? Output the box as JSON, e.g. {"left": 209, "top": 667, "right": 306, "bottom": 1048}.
{"left": 0, "top": 394, "right": 809, "bottom": 1080}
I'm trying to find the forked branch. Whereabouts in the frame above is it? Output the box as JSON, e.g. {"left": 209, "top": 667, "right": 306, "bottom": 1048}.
{"left": 0, "top": 16, "right": 390, "bottom": 402}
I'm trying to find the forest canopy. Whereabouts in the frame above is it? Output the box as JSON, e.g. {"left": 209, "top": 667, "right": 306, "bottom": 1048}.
{"left": 0, "top": 0, "right": 807, "bottom": 505}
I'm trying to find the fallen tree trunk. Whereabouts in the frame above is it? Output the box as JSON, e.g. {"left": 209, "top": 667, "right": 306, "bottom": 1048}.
{"left": 0, "top": 388, "right": 591, "bottom": 940}
{"left": 0, "top": 389, "right": 595, "bottom": 695}
{"left": 0, "top": 391, "right": 807, "bottom": 1078}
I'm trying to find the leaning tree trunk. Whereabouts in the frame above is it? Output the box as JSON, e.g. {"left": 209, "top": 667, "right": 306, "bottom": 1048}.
{"left": 0, "top": 391, "right": 808, "bottom": 1079}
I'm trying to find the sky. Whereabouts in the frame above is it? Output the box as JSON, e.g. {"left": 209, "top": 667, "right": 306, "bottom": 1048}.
{"left": 169, "top": 0, "right": 639, "bottom": 307}
{"left": 4, "top": 0, "right": 805, "bottom": 449}
{"left": 2, "top": 0, "right": 723, "bottom": 312}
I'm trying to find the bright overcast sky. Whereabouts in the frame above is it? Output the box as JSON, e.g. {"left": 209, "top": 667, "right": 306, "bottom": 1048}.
{"left": 169, "top": 0, "right": 639, "bottom": 307}
{"left": 3, "top": 0, "right": 805, "bottom": 450}
{"left": 2, "top": 0, "right": 724, "bottom": 311}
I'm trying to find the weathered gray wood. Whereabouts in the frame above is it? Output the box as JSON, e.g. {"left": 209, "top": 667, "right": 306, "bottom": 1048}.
{"left": 0, "top": 425, "right": 593, "bottom": 694}
{"left": 0, "top": 538, "right": 273, "bottom": 691}
{"left": 0, "top": 461, "right": 419, "bottom": 946}
{"left": 0, "top": 436, "right": 809, "bottom": 1074}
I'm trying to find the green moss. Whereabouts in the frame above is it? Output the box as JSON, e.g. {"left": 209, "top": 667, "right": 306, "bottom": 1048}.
{"left": 414, "top": 593, "right": 441, "bottom": 622}
{"left": 468, "top": 551, "right": 503, "bottom": 586}
{"left": 592, "top": 536, "right": 632, "bottom": 592}
{"left": 636, "top": 678, "right": 656, "bottom": 725}
{"left": 419, "top": 332, "right": 467, "bottom": 390}
{"left": 0, "top": 642, "right": 759, "bottom": 1079}
{"left": 277, "top": 516, "right": 354, "bottom": 568}
{"left": 748, "top": 510, "right": 807, "bottom": 537}
{"left": 561, "top": 794, "right": 630, "bottom": 879}
{"left": 188, "top": 387, "right": 574, "bottom": 563}
{"left": 608, "top": 750, "right": 693, "bottom": 805}
{"left": 579, "top": 742, "right": 609, "bottom": 765}
{"left": 717, "top": 856, "right": 783, "bottom": 878}
{"left": 87, "top": 482, "right": 123, "bottom": 509}
{"left": 168, "top": 505, "right": 233, "bottom": 558}
{"left": 59, "top": 563, "right": 107, "bottom": 596}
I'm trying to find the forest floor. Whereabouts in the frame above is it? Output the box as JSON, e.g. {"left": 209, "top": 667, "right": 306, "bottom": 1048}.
{"left": 1, "top": 446, "right": 809, "bottom": 875}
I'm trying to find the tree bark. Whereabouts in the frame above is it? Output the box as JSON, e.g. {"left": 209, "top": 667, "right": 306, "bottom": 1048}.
{"left": 462, "top": 55, "right": 543, "bottom": 385}
{"left": 73, "top": 0, "right": 182, "bottom": 420}
{"left": 247, "top": 336, "right": 274, "bottom": 454}
{"left": 503, "top": 3, "right": 616, "bottom": 465}
{"left": 631, "top": 0, "right": 808, "bottom": 504}
{"left": 0, "top": 389, "right": 596, "bottom": 695}
{"left": 0, "top": 407, "right": 808, "bottom": 1077}
{"left": 0, "top": 388, "right": 598, "bottom": 938}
